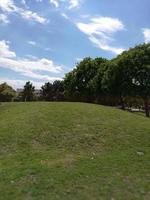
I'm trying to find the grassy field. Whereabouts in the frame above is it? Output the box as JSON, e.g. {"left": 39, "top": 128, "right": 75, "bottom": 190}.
{"left": 0, "top": 102, "right": 149, "bottom": 200}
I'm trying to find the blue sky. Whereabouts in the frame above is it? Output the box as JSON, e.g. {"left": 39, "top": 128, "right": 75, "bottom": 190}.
{"left": 0, "top": 0, "right": 150, "bottom": 89}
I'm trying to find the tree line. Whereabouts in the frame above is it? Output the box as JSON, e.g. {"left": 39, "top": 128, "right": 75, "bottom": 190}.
{"left": 0, "top": 43, "right": 150, "bottom": 117}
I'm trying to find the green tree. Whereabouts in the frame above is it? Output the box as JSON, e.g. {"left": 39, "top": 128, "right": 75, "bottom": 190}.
{"left": 0, "top": 82, "right": 16, "bottom": 102}
{"left": 101, "top": 59, "right": 133, "bottom": 109}
{"left": 41, "top": 82, "right": 53, "bottom": 101}
{"left": 52, "top": 80, "right": 64, "bottom": 101}
{"left": 89, "top": 61, "right": 109, "bottom": 103}
{"left": 22, "top": 81, "right": 35, "bottom": 102}
{"left": 117, "top": 43, "right": 150, "bottom": 116}
{"left": 64, "top": 70, "right": 79, "bottom": 101}
{"left": 64, "top": 57, "right": 107, "bottom": 102}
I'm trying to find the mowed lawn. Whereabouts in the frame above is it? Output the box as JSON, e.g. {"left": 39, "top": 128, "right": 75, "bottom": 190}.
{"left": 0, "top": 102, "right": 149, "bottom": 200}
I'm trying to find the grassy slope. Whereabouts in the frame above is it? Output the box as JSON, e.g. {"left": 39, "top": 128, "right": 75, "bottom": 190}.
{"left": 0, "top": 102, "right": 149, "bottom": 200}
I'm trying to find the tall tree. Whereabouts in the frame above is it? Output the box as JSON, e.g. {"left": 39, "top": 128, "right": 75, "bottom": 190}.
{"left": 117, "top": 43, "right": 150, "bottom": 116}
{"left": 101, "top": 59, "right": 133, "bottom": 109}
{"left": 41, "top": 82, "right": 53, "bottom": 101}
{"left": 52, "top": 80, "right": 64, "bottom": 101}
{"left": 22, "top": 81, "right": 35, "bottom": 102}
{"left": 64, "top": 57, "right": 107, "bottom": 102}
{"left": 89, "top": 61, "right": 109, "bottom": 103}
{"left": 64, "top": 70, "right": 79, "bottom": 101}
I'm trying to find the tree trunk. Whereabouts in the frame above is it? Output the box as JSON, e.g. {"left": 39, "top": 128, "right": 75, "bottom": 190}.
{"left": 144, "top": 99, "right": 149, "bottom": 117}
{"left": 120, "top": 95, "right": 125, "bottom": 110}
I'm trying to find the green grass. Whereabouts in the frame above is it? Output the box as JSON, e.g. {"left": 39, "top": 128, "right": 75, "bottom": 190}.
{"left": 0, "top": 102, "right": 149, "bottom": 200}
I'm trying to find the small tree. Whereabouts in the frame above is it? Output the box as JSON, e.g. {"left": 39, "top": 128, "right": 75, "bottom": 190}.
{"left": 0, "top": 82, "right": 16, "bottom": 102}
{"left": 22, "top": 81, "right": 35, "bottom": 102}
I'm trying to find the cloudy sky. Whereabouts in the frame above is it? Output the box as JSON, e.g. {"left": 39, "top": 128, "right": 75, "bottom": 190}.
{"left": 0, "top": 0, "right": 150, "bottom": 89}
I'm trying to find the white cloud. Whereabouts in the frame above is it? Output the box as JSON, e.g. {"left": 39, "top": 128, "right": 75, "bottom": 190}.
{"left": 45, "top": 47, "right": 54, "bottom": 51}
{"left": 25, "top": 55, "right": 38, "bottom": 60}
{"left": 0, "top": 13, "right": 10, "bottom": 23}
{"left": 0, "top": 40, "right": 16, "bottom": 58}
{"left": 76, "top": 16, "right": 125, "bottom": 54}
{"left": 0, "top": 40, "right": 63, "bottom": 82}
{"left": 20, "top": 9, "right": 48, "bottom": 24}
{"left": 0, "top": 57, "right": 61, "bottom": 72}
{"left": 0, "top": 57, "right": 62, "bottom": 80}
{"left": 0, "top": 77, "right": 62, "bottom": 89}
{"left": 68, "top": 0, "right": 81, "bottom": 9}
{"left": 21, "top": 0, "right": 30, "bottom": 9}
{"left": 50, "top": 0, "right": 59, "bottom": 8}
{"left": 0, "top": 0, "right": 16, "bottom": 12}
{"left": 61, "top": 13, "right": 69, "bottom": 20}
{"left": 76, "top": 57, "right": 83, "bottom": 62}
{"left": 89, "top": 36, "right": 124, "bottom": 55}
{"left": 28, "top": 41, "right": 37, "bottom": 46}
{"left": 0, "top": 0, "right": 48, "bottom": 24}
{"left": 0, "top": 78, "right": 45, "bottom": 89}
{"left": 21, "top": 0, "right": 26, "bottom": 5}
{"left": 50, "top": 0, "right": 82, "bottom": 9}
{"left": 143, "top": 28, "right": 150, "bottom": 43}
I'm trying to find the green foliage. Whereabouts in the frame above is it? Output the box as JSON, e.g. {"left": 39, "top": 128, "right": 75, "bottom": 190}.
{"left": 118, "top": 43, "right": 150, "bottom": 98}
{"left": 41, "top": 82, "right": 53, "bottom": 101}
{"left": 22, "top": 81, "right": 35, "bottom": 101}
{"left": 116, "top": 43, "right": 150, "bottom": 115}
{"left": 41, "top": 80, "right": 64, "bottom": 101}
{"left": 64, "top": 57, "right": 107, "bottom": 102}
{"left": 63, "top": 43, "right": 150, "bottom": 116}
{"left": 101, "top": 59, "right": 133, "bottom": 108}
{"left": 52, "top": 80, "right": 64, "bottom": 101}
{"left": 0, "top": 82, "right": 16, "bottom": 102}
